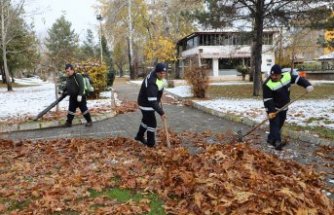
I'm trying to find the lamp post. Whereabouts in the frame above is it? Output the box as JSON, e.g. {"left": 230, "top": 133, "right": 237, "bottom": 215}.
{"left": 96, "top": 14, "right": 103, "bottom": 65}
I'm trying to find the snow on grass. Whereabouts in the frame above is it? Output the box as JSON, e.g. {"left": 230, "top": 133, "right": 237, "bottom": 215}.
{"left": 165, "top": 80, "right": 334, "bottom": 130}
{"left": 166, "top": 85, "right": 193, "bottom": 98}
{"left": 194, "top": 98, "right": 334, "bottom": 129}
{"left": 0, "top": 78, "right": 114, "bottom": 120}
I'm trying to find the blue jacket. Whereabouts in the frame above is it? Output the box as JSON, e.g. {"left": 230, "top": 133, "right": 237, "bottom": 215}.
{"left": 263, "top": 72, "right": 311, "bottom": 113}
{"left": 137, "top": 71, "right": 165, "bottom": 115}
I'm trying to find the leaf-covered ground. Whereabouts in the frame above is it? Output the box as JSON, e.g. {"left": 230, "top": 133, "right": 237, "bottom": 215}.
{"left": 0, "top": 131, "right": 333, "bottom": 214}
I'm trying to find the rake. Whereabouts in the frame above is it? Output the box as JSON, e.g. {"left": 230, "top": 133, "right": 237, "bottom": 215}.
{"left": 160, "top": 102, "right": 171, "bottom": 148}
{"left": 162, "top": 117, "right": 171, "bottom": 148}
{"left": 236, "top": 92, "right": 308, "bottom": 142}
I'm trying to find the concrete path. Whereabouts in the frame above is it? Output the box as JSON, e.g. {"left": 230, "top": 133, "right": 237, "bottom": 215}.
{"left": 3, "top": 79, "right": 250, "bottom": 140}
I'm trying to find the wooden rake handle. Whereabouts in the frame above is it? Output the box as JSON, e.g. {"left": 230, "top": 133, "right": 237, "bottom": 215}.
{"left": 242, "top": 91, "right": 308, "bottom": 139}
{"left": 163, "top": 117, "right": 171, "bottom": 148}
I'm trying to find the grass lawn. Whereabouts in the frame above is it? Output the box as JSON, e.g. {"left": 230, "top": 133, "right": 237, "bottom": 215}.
{"left": 207, "top": 83, "right": 334, "bottom": 100}
{"left": 0, "top": 82, "right": 25, "bottom": 88}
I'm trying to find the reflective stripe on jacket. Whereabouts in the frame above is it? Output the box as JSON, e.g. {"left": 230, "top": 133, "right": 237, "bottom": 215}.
{"left": 137, "top": 71, "right": 164, "bottom": 115}
{"left": 263, "top": 72, "right": 311, "bottom": 113}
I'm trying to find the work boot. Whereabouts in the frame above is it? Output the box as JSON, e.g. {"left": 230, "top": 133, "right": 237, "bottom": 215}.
{"left": 64, "top": 121, "right": 72, "bottom": 128}
{"left": 267, "top": 139, "right": 276, "bottom": 147}
{"left": 274, "top": 141, "right": 287, "bottom": 151}
{"left": 85, "top": 121, "right": 93, "bottom": 127}
{"left": 146, "top": 131, "right": 156, "bottom": 147}
{"left": 135, "top": 136, "right": 147, "bottom": 145}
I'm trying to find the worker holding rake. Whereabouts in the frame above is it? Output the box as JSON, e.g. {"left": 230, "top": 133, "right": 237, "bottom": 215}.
{"left": 263, "top": 64, "right": 314, "bottom": 150}
{"left": 135, "top": 63, "right": 167, "bottom": 147}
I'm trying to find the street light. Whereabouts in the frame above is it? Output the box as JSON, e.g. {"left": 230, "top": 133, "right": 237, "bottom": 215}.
{"left": 96, "top": 14, "right": 103, "bottom": 65}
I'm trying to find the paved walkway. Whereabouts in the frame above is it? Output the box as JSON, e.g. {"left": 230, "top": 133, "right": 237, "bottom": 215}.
{"left": 3, "top": 80, "right": 250, "bottom": 140}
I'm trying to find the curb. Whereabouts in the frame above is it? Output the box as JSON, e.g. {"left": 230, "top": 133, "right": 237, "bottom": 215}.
{"left": 165, "top": 90, "right": 333, "bottom": 147}
{"left": 0, "top": 112, "right": 117, "bottom": 134}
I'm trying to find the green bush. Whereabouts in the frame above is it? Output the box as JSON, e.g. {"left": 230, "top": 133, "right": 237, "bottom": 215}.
{"left": 57, "top": 63, "right": 108, "bottom": 99}
{"left": 78, "top": 65, "right": 108, "bottom": 99}
{"left": 236, "top": 65, "right": 250, "bottom": 80}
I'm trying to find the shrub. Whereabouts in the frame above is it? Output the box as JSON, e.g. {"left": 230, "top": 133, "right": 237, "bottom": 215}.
{"left": 236, "top": 65, "right": 250, "bottom": 81}
{"left": 76, "top": 64, "right": 108, "bottom": 99}
{"left": 184, "top": 66, "right": 209, "bottom": 98}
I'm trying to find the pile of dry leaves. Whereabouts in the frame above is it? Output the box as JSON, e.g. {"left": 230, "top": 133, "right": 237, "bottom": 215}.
{"left": 114, "top": 101, "right": 138, "bottom": 114}
{"left": 0, "top": 131, "right": 333, "bottom": 214}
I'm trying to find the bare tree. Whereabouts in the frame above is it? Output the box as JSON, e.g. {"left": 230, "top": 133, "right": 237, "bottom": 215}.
{"left": 0, "top": 0, "right": 25, "bottom": 91}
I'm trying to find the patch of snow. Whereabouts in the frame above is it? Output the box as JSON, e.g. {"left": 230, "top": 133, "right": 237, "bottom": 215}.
{"left": 130, "top": 80, "right": 142, "bottom": 85}
{"left": 166, "top": 86, "right": 193, "bottom": 98}
{"left": 0, "top": 78, "right": 114, "bottom": 120}
{"left": 166, "top": 82, "right": 334, "bottom": 130}
{"left": 15, "top": 77, "right": 45, "bottom": 85}
{"left": 210, "top": 81, "right": 252, "bottom": 86}
{"left": 195, "top": 98, "right": 334, "bottom": 129}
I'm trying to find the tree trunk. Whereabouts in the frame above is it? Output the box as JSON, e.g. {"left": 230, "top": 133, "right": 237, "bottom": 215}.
{"left": 0, "top": 66, "right": 5, "bottom": 83}
{"left": 251, "top": 0, "right": 265, "bottom": 96}
{"left": 2, "top": 49, "right": 12, "bottom": 91}
{"left": 175, "top": 60, "right": 180, "bottom": 79}
{"left": 127, "top": 0, "right": 135, "bottom": 80}
{"left": 1, "top": 6, "right": 12, "bottom": 91}
{"left": 119, "top": 68, "right": 124, "bottom": 77}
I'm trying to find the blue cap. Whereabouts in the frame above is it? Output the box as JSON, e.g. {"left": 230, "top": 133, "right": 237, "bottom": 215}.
{"left": 154, "top": 63, "right": 167, "bottom": 73}
{"left": 270, "top": 64, "right": 281, "bottom": 75}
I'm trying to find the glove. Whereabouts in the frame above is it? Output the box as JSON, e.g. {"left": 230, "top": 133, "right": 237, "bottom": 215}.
{"left": 77, "top": 95, "right": 82, "bottom": 102}
{"left": 306, "top": 85, "right": 314, "bottom": 93}
{"left": 268, "top": 112, "right": 276, "bottom": 119}
{"left": 161, "top": 114, "right": 167, "bottom": 120}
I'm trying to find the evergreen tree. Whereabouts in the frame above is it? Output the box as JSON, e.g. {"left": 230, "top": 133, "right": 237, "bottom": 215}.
{"left": 77, "top": 29, "right": 98, "bottom": 61}
{"left": 45, "top": 15, "right": 78, "bottom": 70}
{"left": 101, "top": 35, "right": 113, "bottom": 68}
{"left": 6, "top": 18, "right": 39, "bottom": 78}
{"left": 0, "top": 0, "right": 27, "bottom": 90}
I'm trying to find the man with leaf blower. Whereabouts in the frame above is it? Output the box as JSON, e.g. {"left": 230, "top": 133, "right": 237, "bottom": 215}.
{"left": 63, "top": 64, "right": 93, "bottom": 127}
{"left": 135, "top": 63, "right": 168, "bottom": 147}
{"left": 263, "top": 64, "right": 314, "bottom": 150}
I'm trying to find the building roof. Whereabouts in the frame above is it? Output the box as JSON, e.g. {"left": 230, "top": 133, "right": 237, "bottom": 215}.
{"left": 318, "top": 51, "right": 334, "bottom": 61}
{"left": 176, "top": 30, "right": 279, "bottom": 45}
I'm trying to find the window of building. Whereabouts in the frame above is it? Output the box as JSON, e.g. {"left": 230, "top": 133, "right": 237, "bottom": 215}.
{"left": 187, "top": 38, "right": 194, "bottom": 49}
{"left": 183, "top": 32, "right": 273, "bottom": 48}
{"left": 263, "top": 33, "right": 273, "bottom": 45}
{"left": 233, "top": 35, "right": 241, "bottom": 45}
{"left": 194, "top": 36, "right": 199, "bottom": 47}
{"left": 202, "top": 59, "right": 213, "bottom": 68}
{"left": 223, "top": 35, "right": 230, "bottom": 45}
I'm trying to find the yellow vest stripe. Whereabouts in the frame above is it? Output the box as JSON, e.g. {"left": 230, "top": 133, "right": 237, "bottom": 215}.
{"left": 266, "top": 73, "right": 291, "bottom": 91}
{"left": 156, "top": 79, "right": 164, "bottom": 91}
